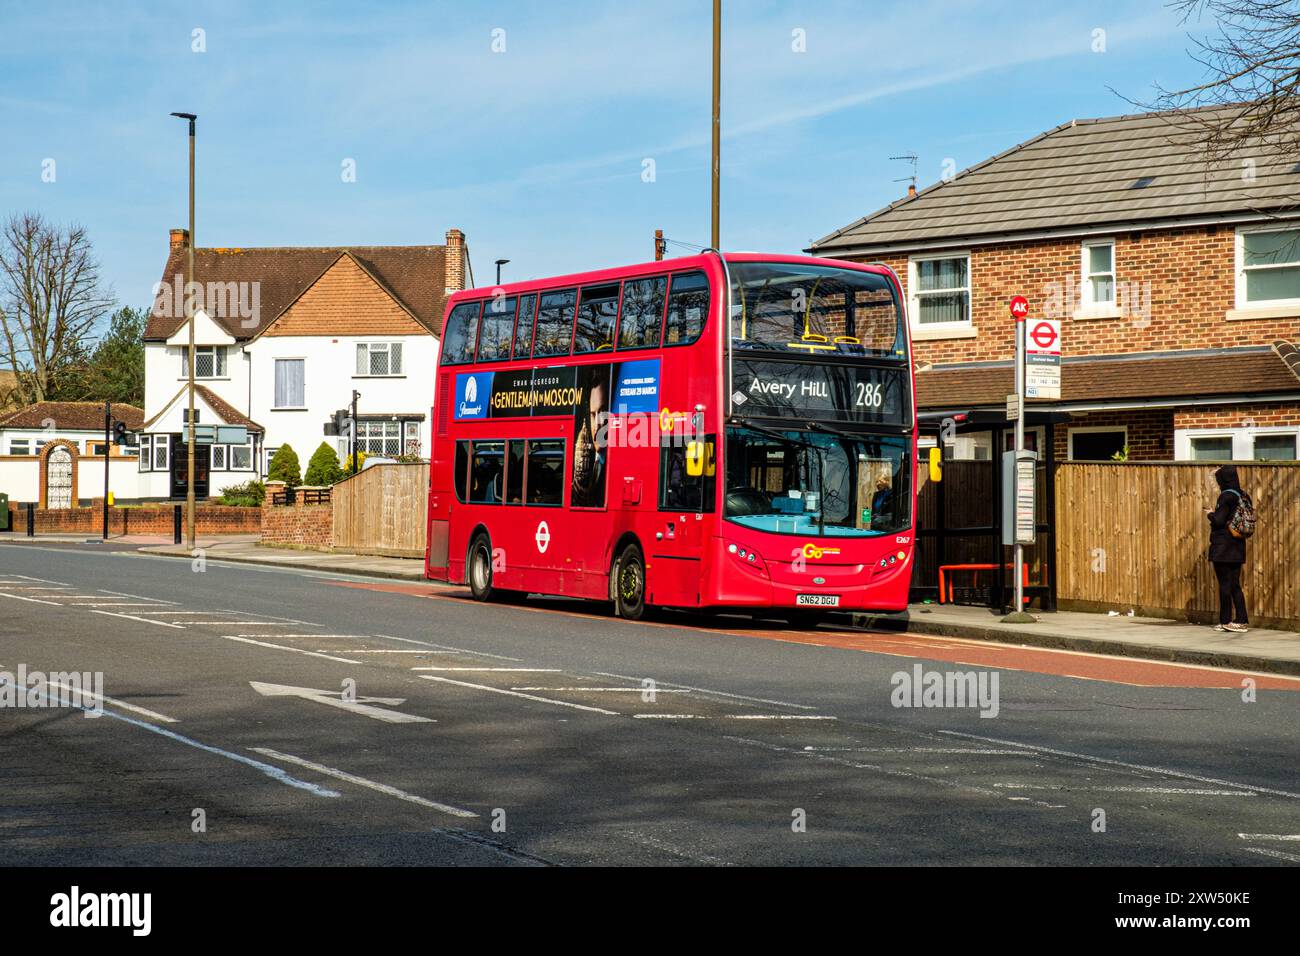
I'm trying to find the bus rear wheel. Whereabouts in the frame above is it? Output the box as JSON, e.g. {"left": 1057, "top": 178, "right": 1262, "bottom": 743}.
{"left": 613, "top": 543, "right": 650, "bottom": 620}
{"left": 467, "top": 533, "right": 496, "bottom": 602}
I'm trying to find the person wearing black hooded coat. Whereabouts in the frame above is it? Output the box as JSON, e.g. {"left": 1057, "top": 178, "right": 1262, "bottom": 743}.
{"left": 1206, "top": 464, "right": 1250, "bottom": 632}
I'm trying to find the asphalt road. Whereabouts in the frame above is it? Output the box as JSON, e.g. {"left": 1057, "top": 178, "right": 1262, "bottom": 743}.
{"left": 1, "top": 541, "right": 1296, "bottom": 866}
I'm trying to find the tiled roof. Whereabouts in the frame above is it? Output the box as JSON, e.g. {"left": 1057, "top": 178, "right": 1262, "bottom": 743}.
{"left": 262, "top": 254, "right": 428, "bottom": 337}
{"left": 146, "top": 244, "right": 450, "bottom": 341}
{"left": 916, "top": 343, "right": 1300, "bottom": 410}
{"left": 813, "top": 106, "right": 1300, "bottom": 253}
{"left": 0, "top": 401, "right": 144, "bottom": 431}
{"left": 140, "top": 385, "right": 263, "bottom": 432}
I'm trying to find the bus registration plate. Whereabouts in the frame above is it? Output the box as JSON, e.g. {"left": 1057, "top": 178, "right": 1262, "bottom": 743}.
{"left": 796, "top": 594, "right": 840, "bottom": 607}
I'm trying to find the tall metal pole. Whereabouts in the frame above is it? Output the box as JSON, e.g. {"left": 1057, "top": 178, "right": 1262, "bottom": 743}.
{"left": 1013, "top": 317, "right": 1025, "bottom": 614}
{"left": 172, "top": 112, "right": 198, "bottom": 550}
{"left": 711, "top": 0, "right": 721, "bottom": 250}
{"left": 351, "top": 390, "right": 359, "bottom": 476}
{"left": 102, "top": 401, "right": 110, "bottom": 540}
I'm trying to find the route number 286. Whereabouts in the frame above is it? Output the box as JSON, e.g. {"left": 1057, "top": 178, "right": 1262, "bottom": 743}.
{"left": 854, "top": 381, "right": 884, "bottom": 408}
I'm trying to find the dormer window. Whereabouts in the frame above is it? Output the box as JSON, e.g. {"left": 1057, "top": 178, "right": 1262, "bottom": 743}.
{"left": 186, "top": 345, "right": 228, "bottom": 379}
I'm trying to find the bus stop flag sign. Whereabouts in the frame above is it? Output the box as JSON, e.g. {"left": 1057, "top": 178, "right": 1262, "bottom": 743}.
{"left": 1025, "top": 318, "right": 1061, "bottom": 400}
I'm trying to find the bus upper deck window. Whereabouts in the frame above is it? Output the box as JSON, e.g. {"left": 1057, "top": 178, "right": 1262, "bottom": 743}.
{"left": 534, "top": 290, "right": 577, "bottom": 358}
{"left": 664, "top": 272, "right": 709, "bottom": 346}
{"left": 440, "top": 302, "right": 482, "bottom": 366}
{"left": 512, "top": 295, "right": 537, "bottom": 359}
{"left": 573, "top": 283, "right": 620, "bottom": 354}
{"left": 618, "top": 276, "right": 667, "bottom": 350}
{"left": 476, "top": 297, "right": 517, "bottom": 362}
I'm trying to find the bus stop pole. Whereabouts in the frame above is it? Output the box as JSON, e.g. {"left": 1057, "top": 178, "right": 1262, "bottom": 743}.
{"left": 1013, "top": 318, "right": 1025, "bottom": 615}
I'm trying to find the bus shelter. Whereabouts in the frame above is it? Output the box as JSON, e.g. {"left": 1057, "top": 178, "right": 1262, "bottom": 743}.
{"left": 910, "top": 408, "right": 1069, "bottom": 612}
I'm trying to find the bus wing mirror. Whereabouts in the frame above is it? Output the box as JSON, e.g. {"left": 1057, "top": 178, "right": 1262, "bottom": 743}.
{"left": 928, "top": 446, "right": 943, "bottom": 482}
{"left": 686, "top": 441, "right": 704, "bottom": 477}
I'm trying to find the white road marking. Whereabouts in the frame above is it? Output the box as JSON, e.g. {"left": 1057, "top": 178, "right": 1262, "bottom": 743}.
{"left": 221, "top": 636, "right": 361, "bottom": 664}
{"left": 97, "top": 710, "right": 338, "bottom": 797}
{"left": 322, "top": 649, "right": 450, "bottom": 654}
{"left": 251, "top": 748, "right": 475, "bottom": 818}
{"left": 1239, "top": 833, "right": 1300, "bottom": 841}
{"left": 61, "top": 602, "right": 167, "bottom": 608}
{"left": 368, "top": 633, "right": 522, "bottom": 662}
{"left": 418, "top": 675, "right": 619, "bottom": 715}
{"left": 174, "top": 621, "right": 302, "bottom": 626}
{"left": 37, "top": 681, "right": 181, "bottom": 724}
{"left": 620, "top": 831, "right": 734, "bottom": 866}
{"left": 633, "top": 713, "right": 835, "bottom": 720}
{"left": 511, "top": 687, "right": 693, "bottom": 692}
{"left": 89, "top": 609, "right": 184, "bottom": 628}
{"left": 128, "top": 610, "right": 232, "bottom": 616}
{"left": 249, "top": 681, "right": 434, "bottom": 724}
{"left": 940, "top": 730, "right": 1298, "bottom": 798}
{"left": 1242, "top": 847, "right": 1300, "bottom": 863}
{"left": 804, "top": 746, "right": 1034, "bottom": 755}
{"left": 995, "top": 783, "right": 1254, "bottom": 796}
{"left": 0, "top": 585, "right": 68, "bottom": 591}
{"left": 593, "top": 671, "right": 815, "bottom": 710}
{"left": 96, "top": 589, "right": 179, "bottom": 604}
{"left": 411, "top": 667, "right": 561, "bottom": 672}
{"left": 13, "top": 575, "right": 68, "bottom": 584}
{"left": 0, "top": 591, "right": 61, "bottom": 606}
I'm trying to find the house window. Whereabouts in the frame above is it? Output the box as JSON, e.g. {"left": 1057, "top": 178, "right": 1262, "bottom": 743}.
{"left": 1068, "top": 427, "right": 1127, "bottom": 461}
{"left": 274, "top": 358, "right": 305, "bottom": 408}
{"left": 9, "top": 439, "right": 30, "bottom": 455}
{"left": 230, "top": 441, "right": 253, "bottom": 470}
{"left": 1189, "top": 435, "right": 1233, "bottom": 461}
{"left": 356, "top": 420, "right": 402, "bottom": 455}
{"left": 138, "top": 436, "right": 151, "bottom": 471}
{"left": 910, "top": 255, "right": 970, "bottom": 325}
{"left": 152, "top": 434, "right": 170, "bottom": 470}
{"left": 188, "top": 345, "right": 228, "bottom": 379}
{"left": 355, "top": 341, "right": 404, "bottom": 376}
{"left": 1255, "top": 433, "right": 1297, "bottom": 460}
{"left": 211, "top": 445, "right": 227, "bottom": 470}
{"left": 403, "top": 421, "right": 421, "bottom": 456}
{"left": 89, "top": 442, "right": 108, "bottom": 456}
{"left": 1082, "top": 240, "right": 1115, "bottom": 307}
{"left": 1238, "top": 227, "right": 1300, "bottom": 307}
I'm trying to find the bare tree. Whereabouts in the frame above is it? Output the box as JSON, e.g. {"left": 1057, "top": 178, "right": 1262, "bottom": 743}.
{"left": 1151, "top": 0, "right": 1300, "bottom": 164}
{"left": 0, "top": 212, "right": 114, "bottom": 405}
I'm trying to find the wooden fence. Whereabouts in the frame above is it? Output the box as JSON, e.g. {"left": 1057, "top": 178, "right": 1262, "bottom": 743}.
{"left": 1056, "top": 462, "right": 1300, "bottom": 629}
{"left": 331, "top": 463, "right": 427, "bottom": 558}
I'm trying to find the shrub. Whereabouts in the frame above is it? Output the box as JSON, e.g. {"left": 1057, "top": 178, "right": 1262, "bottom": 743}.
{"left": 218, "top": 479, "right": 265, "bottom": 507}
{"left": 268, "top": 444, "right": 302, "bottom": 488}
{"left": 342, "top": 450, "right": 369, "bottom": 474}
{"left": 304, "top": 441, "right": 343, "bottom": 486}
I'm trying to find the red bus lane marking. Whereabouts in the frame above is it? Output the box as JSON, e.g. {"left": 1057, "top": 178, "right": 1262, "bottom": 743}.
{"left": 326, "top": 580, "right": 1300, "bottom": 692}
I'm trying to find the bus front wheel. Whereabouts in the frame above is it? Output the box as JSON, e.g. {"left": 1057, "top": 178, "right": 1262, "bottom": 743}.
{"left": 614, "top": 543, "right": 650, "bottom": 620}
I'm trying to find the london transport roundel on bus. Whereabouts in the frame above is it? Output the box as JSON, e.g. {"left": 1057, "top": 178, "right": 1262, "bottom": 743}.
{"left": 535, "top": 520, "right": 551, "bottom": 554}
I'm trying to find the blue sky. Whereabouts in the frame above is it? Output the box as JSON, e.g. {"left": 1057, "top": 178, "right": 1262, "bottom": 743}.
{"left": 0, "top": 0, "right": 1214, "bottom": 321}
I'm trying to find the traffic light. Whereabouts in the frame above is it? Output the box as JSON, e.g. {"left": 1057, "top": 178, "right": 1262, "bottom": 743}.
{"left": 113, "top": 420, "right": 129, "bottom": 445}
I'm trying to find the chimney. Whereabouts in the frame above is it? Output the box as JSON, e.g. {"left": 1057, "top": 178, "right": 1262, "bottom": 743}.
{"left": 444, "top": 228, "right": 466, "bottom": 292}
{"left": 170, "top": 228, "right": 190, "bottom": 251}
{"left": 907, "top": 184, "right": 917, "bottom": 199}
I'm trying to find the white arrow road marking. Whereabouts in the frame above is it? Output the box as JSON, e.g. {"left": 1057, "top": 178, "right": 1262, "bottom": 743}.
{"left": 249, "top": 681, "right": 434, "bottom": 724}
{"left": 251, "top": 748, "right": 475, "bottom": 818}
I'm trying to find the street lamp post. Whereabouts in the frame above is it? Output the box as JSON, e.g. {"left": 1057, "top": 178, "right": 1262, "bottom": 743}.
{"left": 495, "top": 259, "right": 509, "bottom": 285}
{"left": 171, "top": 112, "right": 198, "bottom": 550}
{"left": 711, "top": 0, "right": 721, "bottom": 249}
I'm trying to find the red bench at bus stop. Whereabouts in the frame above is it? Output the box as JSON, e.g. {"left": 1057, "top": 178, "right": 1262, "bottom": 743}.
{"left": 937, "top": 563, "right": 1032, "bottom": 605}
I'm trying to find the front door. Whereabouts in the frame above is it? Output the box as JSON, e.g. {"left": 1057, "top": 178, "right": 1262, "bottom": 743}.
{"left": 46, "top": 447, "right": 73, "bottom": 509}
{"left": 171, "top": 440, "right": 211, "bottom": 499}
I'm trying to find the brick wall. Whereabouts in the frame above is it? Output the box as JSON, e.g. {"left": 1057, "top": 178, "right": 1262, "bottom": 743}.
{"left": 1175, "top": 400, "right": 1300, "bottom": 429}
{"left": 856, "top": 225, "right": 1300, "bottom": 368}
{"left": 259, "top": 483, "right": 333, "bottom": 549}
{"left": 1051, "top": 408, "right": 1175, "bottom": 462}
{"left": 4, "top": 503, "right": 260, "bottom": 535}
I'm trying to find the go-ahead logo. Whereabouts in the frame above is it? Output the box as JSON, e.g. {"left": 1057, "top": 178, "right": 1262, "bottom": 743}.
{"left": 801, "top": 543, "right": 841, "bottom": 559}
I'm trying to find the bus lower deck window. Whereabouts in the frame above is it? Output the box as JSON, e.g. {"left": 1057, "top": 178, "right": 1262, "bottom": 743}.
{"left": 526, "top": 439, "right": 565, "bottom": 505}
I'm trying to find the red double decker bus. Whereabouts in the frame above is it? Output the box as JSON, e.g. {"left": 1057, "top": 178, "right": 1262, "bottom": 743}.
{"left": 425, "top": 251, "right": 916, "bottom": 622}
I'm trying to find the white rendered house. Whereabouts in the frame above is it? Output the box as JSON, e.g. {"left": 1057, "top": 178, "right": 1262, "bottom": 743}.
{"left": 138, "top": 228, "right": 465, "bottom": 499}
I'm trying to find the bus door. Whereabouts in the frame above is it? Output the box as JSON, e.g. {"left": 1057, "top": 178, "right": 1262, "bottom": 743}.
{"left": 518, "top": 437, "right": 569, "bottom": 594}
{"left": 648, "top": 436, "right": 715, "bottom": 607}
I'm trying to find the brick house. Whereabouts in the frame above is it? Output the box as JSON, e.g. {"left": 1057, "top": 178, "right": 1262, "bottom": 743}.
{"left": 138, "top": 228, "right": 468, "bottom": 500}
{"left": 810, "top": 108, "right": 1300, "bottom": 464}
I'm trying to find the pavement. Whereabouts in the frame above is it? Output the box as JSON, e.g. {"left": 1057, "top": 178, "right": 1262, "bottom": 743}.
{"left": 124, "top": 537, "right": 1300, "bottom": 676}
{"left": 1, "top": 540, "right": 1297, "bottom": 866}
